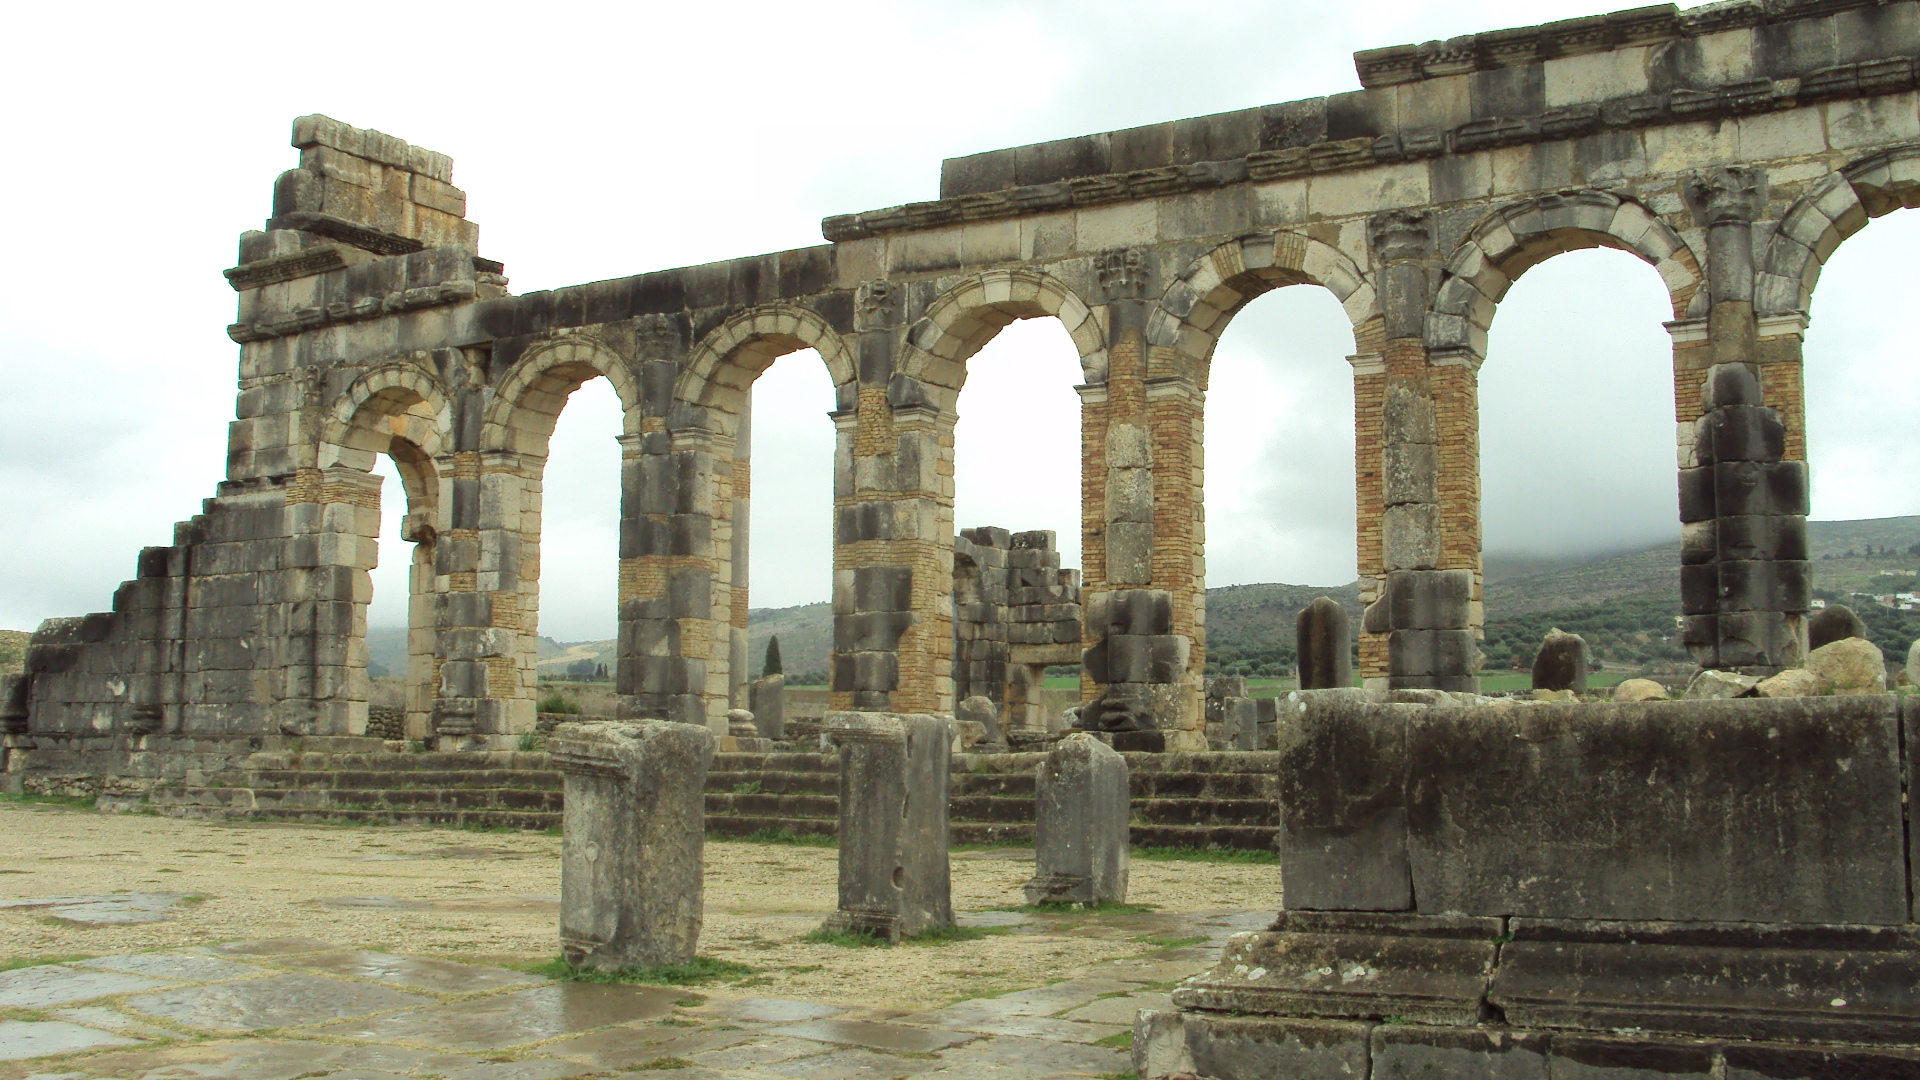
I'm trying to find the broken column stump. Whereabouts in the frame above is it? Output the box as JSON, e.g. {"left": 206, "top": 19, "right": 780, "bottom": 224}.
{"left": 748, "top": 673, "right": 785, "bottom": 740}
{"left": 958, "top": 694, "right": 1004, "bottom": 751}
{"left": 1026, "top": 733, "right": 1130, "bottom": 906}
{"left": 549, "top": 719, "right": 714, "bottom": 969}
{"left": 1296, "top": 597, "right": 1352, "bottom": 690}
{"left": 1531, "top": 628, "right": 1589, "bottom": 693}
{"left": 823, "top": 712, "right": 953, "bottom": 940}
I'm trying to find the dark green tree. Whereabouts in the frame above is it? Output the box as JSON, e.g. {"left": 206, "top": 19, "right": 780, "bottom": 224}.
{"left": 763, "top": 635, "right": 783, "bottom": 677}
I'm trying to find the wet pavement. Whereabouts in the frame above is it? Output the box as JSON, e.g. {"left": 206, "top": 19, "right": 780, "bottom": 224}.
{"left": 0, "top": 918, "right": 1258, "bottom": 1079}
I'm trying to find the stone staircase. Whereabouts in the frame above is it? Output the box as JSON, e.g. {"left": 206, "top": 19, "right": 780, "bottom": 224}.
{"left": 142, "top": 747, "right": 1280, "bottom": 851}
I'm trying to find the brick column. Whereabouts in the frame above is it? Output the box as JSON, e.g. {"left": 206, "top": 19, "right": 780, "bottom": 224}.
{"left": 1350, "top": 348, "right": 1389, "bottom": 683}
{"left": 1359, "top": 211, "right": 1479, "bottom": 692}
{"left": 1076, "top": 382, "right": 1110, "bottom": 706}
{"left": 432, "top": 448, "right": 538, "bottom": 747}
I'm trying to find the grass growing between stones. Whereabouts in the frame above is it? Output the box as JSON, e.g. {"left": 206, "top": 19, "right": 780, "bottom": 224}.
{"left": 1136, "top": 934, "right": 1209, "bottom": 951}
{"left": 1130, "top": 845, "right": 1278, "bottom": 864}
{"left": 0, "top": 791, "right": 98, "bottom": 811}
{"left": 0, "top": 954, "right": 91, "bottom": 972}
{"left": 1096, "top": 1030, "right": 1134, "bottom": 1049}
{"left": 526, "top": 955, "right": 756, "bottom": 986}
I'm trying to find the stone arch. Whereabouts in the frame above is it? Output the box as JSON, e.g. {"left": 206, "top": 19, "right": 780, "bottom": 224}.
{"left": 482, "top": 333, "right": 644, "bottom": 455}
{"left": 1757, "top": 148, "right": 1920, "bottom": 317}
{"left": 674, "top": 304, "right": 854, "bottom": 436}
{"left": 1147, "top": 231, "right": 1378, "bottom": 382}
{"left": 899, "top": 269, "right": 1105, "bottom": 411}
{"left": 319, "top": 359, "right": 452, "bottom": 514}
{"left": 1427, "top": 190, "right": 1704, "bottom": 362}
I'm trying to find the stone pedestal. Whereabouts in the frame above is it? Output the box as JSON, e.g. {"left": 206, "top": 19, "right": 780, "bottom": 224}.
{"left": 823, "top": 711, "right": 952, "bottom": 940}
{"left": 549, "top": 719, "right": 714, "bottom": 969}
{"left": 1025, "top": 733, "right": 1129, "bottom": 906}
{"left": 749, "top": 674, "right": 785, "bottom": 739}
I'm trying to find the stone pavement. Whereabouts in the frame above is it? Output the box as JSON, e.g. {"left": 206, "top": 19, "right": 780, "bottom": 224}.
{"left": 0, "top": 919, "right": 1260, "bottom": 1079}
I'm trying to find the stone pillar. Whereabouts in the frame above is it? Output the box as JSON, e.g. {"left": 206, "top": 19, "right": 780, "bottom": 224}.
{"left": 1025, "top": 732, "right": 1129, "bottom": 906}
{"left": 729, "top": 398, "right": 752, "bottom": 710}
{"left": 1360, "top": 211, "right": 1479, "bottom": 693}
{"left": 435, "top": 448, "right": 537, "bottom": 747}
{"left": 1678, "top": 168, "right": 1809, "bottom": 673}
{"left": 748, "top": 673, "right": 785, "bottom": 739}
{"left": 823, "top": 711, "right": 952, "bottom": 941}
{"left": 1296, "top": 597, "right": 1352, "bottom": 690}
{"left": 550, "top": 719, "right": 714, "bottom": 969}
{"left": 283, "top": 465, "right": 381, "bottom": 736}
{"left": 616, "top": 427, "right": 714, "bottom": 729}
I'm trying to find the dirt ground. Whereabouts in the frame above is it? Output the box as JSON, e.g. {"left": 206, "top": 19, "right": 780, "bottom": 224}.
{"left": 0, "top": 802, "right": 1277, "bottom": 1011}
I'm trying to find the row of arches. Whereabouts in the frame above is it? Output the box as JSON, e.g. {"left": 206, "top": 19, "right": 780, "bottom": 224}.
{"left": 328, "top": 156, "right": 1913, "bottom": 729}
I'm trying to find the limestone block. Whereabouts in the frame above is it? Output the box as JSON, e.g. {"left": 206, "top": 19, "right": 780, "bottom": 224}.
{"left": 957, "top": 694, "right": 1002, "bottom": 746}
{"left": 549, "top": 719, "right": 714, "bottom": 969}
{"left": 1755, "top": 668, "right": 1821, "bottom": 698}
{"left": 1226, "top": 697, "right": 1261, "bottom": 751}
{"left": 1381, "top": 503, "right": 1441, "bottom": 571}
{"left": 1105, "top": 423, "right": 1152, "bottom": 468}
{"left": 1612, "top": 678, "right": 1668, "bottom": 702}
{"left": 1530, "top": 629, "right": 1589, "bottom": 693}
{"left": 1296, "top": 596, "right": 1352, "bottom": 690}
{"left": 748, "top": 674, "right": 785, "bottom": 740}
{"left": 1806, "top": 636, "right": 1886, "bottom": 696}
{"left": 1807, "top": 603, "right": 1868, "bottom": 651}
{"left": 1685, "top": 669, "right": 1760, "bottom": 699}
{"left": 1024, "top": 733, "right": 1129, "bottom": 906}
{"left": 1107, "top": 522, "right": 1154, "bottom": 586}
{"left": 823, "top": 712, "right": 952, "bottom": 941}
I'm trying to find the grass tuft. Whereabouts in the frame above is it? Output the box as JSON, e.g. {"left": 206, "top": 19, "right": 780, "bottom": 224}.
{"left": 714, "top": 827, "right": 835, "bottom": 847}
{"left": 527, "top": 955, "right": 755, "bottom": 986}
{"left": 0, "top": 954, "right": 91, "bottom": 973}
{"left": 1136, "top": 934, "right": 1210, "bottom": 951}
{"left": 907, "top": 924, "right": 1014, "bottom": 946}
{"left": 0, "top": 792, "right": 97, "bottom": 811}
{"left": 729, "top": 780, "right": 763, "bottom": 795}
{"left": 1095, "top": 1031, "right": 1134, "bottom": 1049}
{"left": 801, "top": 927, "right": 892, "bottom": 949}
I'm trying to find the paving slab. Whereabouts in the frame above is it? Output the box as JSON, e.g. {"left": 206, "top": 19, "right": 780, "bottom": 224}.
{"left": 46, "top": 1006, "right": 177, "bottom": 1040}
{"left": 122, "top": 972, "right": 431, "bottom": 1032}
{"left": 0, "top": 893, "right": 193, "bottom": 925}
{"left": 540, "top": 1024, "right": 754, "bottom": 1070}
{"left": 915, "top": 1013, "right": 1125, "bottom": 1044}
{"left": 706, "top": 998, "right": 844, "bottom": 1024}
{"left": 0, "top": 1021, "right": 139, "bottom": 1061}
{"left": 273, "top": 951, "right": 544, "bottom": 994}
{"left": 441, "top": 1059, "right": 590, "bottom": 1080}
{"left": 689, "top": 1036, "right": 839, "bottom": 1071}
{"left": 314, "top": 983, "right": 679, "bottom": 1051}
{"left": 75, "top": 953, "right": 266, "bottom": 982}
{"left": 933, "top": 1032, "right": 1132, "bottom": 1076}
{"left": 0, "top": 966, "right": 178, "bottom": 1008}
{"left": 759, "top": 1046, "right": 950, "bottom": 1079}
{"left": 1059, "top": 989, "right": 1171, "bottom": 1024}
{"left": 768, "top": 1019, "right": 981, "bottom": 1053}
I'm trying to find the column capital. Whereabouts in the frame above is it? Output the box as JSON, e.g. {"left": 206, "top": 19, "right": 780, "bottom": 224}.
{"left": 1686, "top": 166, "right": 1767, "bottom": 226}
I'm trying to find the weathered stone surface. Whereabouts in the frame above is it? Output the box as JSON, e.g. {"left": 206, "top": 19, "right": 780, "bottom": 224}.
{"left": 1806, "top": 635, "right": 1886, "bottom": 695}
{"left": 1273, "top": 695, "right": 1414, "bottom": 912}
{"left": 1294, "top": 597, "right": 1351, "bottom": 690}
{"left": 1611, "top": 678, "right": 1667, "bottom": 702}
{"left": 1809, "top": 602, "right": 1869, "bottom": 650}
{"left": 1024, "top": 733, "right": 1128, "bottom": 907}
{"left": 549, "top": 720, "right": 714, "bottom": 968}
{"left": 823, "top": 712, "right": 952, "bottom": 941}
{"left": 1530, "top": 629, "right": 1588, "bottom": 693}
{"left": 725, "top": 709, "right": 756, "bottom": 739}
{"left": 748, "top": 674, "right": 784, "bottom": 739}
{"left": 1684, "top": 668, "right": 1758, "bottom": 699}
{"left": 1134, "top": 1010, "right": 1370, "bottom": 1080}
{"left": 957, "top": 695, "right": 1002, "bottom": 749}
{"left": 1754, "top": 667, "right": 1820, "bottom": 698}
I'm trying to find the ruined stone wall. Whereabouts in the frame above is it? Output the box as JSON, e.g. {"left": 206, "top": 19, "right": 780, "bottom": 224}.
{"left": 16, "top": 0, "right": 1920, "bottom": 757}
{"left": 952, "top": 529, "right": 1081, "bottom": 728}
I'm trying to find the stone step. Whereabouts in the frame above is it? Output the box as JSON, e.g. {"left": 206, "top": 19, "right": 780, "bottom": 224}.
{"left": 707, "top": 770, "right": 839, "bottom": 796}
{"left": 703, "top": 791, "right": 839, "bottom": 819}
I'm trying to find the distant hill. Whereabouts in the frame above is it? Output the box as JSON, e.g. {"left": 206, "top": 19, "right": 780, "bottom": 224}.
{"left": 354, "top": 516, "right": 1920, "bottom": 682}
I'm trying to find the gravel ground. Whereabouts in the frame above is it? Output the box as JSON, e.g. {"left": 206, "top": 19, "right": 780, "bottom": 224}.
{"left": 0, "top": 802, "right": 1276, "bottom": 1011}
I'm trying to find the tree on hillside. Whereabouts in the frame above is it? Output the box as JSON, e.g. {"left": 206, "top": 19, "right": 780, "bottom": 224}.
{"left": 763, "top": 636, "right": 783, "bottom": 677}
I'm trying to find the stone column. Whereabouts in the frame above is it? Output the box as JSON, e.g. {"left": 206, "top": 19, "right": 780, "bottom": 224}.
{"left": 1025, "top": 732, "right": 1129, "bottom": 906}
{"left": 1296, "top": 597, "right": 1352, "bottom": 690}
{"left": 434, "top": 448, "right": 536, "bottom": 747}
{"left": 1678, "top": 168, "right": 1808, "bottom": 672}
{"left": 1360, "top": 211, "right": 1478, "bottom": 693}
{"left": 728, "top": 398, "right": 752, "bottom": 710}
{"left": 550, "top": 719, "right": 714, "bottom": 969}
{"left": 615, "top": 426, "right": 717, "bottom": 729}
{"left": 748, "top": 672, "right": 784, "bottom": 739}
{"left": 823, "top": 711, "right": 952, "bottom": 940}
{"left": 282, "top": 465, "right": 381, "bottom": 735}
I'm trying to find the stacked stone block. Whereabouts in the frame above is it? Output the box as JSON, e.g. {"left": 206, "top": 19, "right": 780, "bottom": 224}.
{"left": 1081, "top": 589, "right": 1189, "bottom": 734}
{"left": 953, "top": 528, "right": 1080, "bottom": 730}
{"left": 823, "top": 711, "right": 953, "bottom": 941}
{"left": 1680, "top": 363, "right": 1811, "bottom": 672}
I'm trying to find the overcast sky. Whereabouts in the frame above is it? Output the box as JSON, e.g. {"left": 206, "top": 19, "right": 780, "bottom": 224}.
{"left": 2, "top": 0, "right": 1914, "bottom": 641}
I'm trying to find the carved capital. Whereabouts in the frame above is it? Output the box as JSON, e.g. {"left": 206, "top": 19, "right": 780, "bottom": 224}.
{"left": 1095, "top": 249, "right": 1149, "bottom": 300}
{"left": 854, "top": 280, "right": 898, "bottom": 331}
{"left": 1369, "top": 209, "right": 1434, "bottom": 264}
{"left": 632, "top": 314, "right": 680, "bottom": 358}
{"left": 1686, "top": 167, "right": 1766, "bottom": 226}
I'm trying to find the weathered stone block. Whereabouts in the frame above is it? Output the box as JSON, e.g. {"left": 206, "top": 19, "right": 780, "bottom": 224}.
{"left": 823, "top": 712, "right": 952, "bottom": 941}
{"left": 1296, "top": 596, "right": 1352, "bottom": 690}
{"left": 748, "top": 674, "right": 784, "bottom": 739}
{"left": 1024, "top": 733, "right": 1128, "bottom": 906}
{"left": 549, "top": 720, "right": 714, "bottom": 969}
{"left": 1274, "top": 696, "right": 1414, "bottom": 911}
{"left": 1530, "top": 628, "right": 1588, "bottom": 692}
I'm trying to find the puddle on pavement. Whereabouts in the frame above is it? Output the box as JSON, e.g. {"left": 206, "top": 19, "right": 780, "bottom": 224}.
{"left": 0, "top": 892, "right": 196, "bottom": 925}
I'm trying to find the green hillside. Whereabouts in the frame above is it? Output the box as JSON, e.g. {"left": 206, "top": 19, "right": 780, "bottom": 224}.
{"left": 349, "top": 515, "right": 1920, "bottom": 682}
